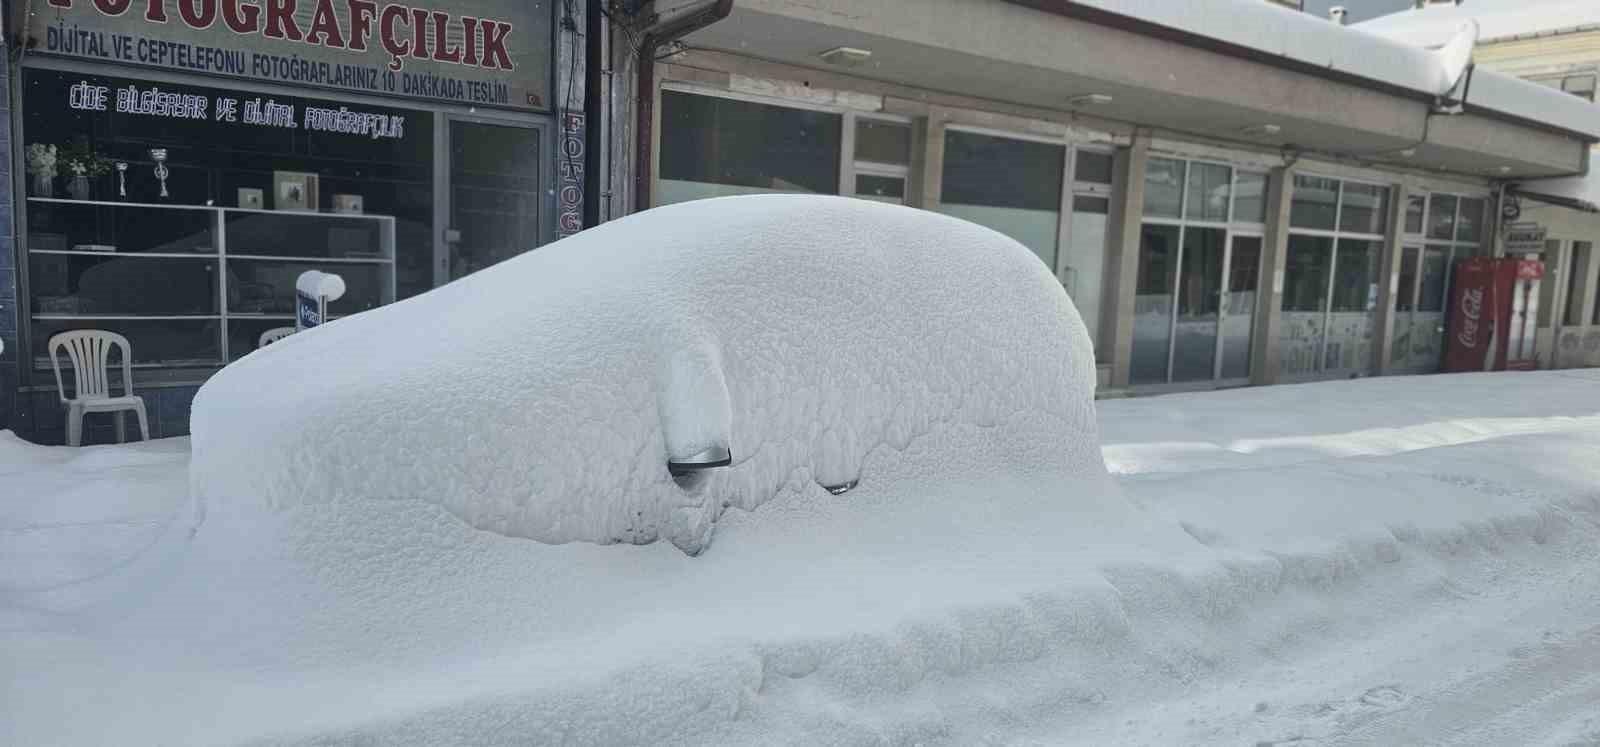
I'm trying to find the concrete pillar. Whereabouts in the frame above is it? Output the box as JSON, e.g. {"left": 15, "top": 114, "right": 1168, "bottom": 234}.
{"left": 1106, "top": 132, "right": 1150, "bottom": 390}
{"left": 905, "top": 117, "right": 932, "bottom": 209}
{"left": 915, "top": 112, "right": 947, "bottom": 210}
{"left": 1249, "top": 167, "right": 1295, "bottom": 386}
{"left": 1374, "top": 183, "right": 1409, "bottom": 375}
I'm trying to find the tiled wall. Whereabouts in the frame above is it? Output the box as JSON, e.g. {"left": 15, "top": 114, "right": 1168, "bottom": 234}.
{"left": 0, "top": 41, "right": 17, "bottom": 435}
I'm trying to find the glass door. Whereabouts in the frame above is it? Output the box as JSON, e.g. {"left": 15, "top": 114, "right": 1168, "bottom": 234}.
{"left": 1391, "top": 245, "right": 1450, "bottom": 372}
{"left": 1132, "top": 228, "right": 1259, "bottom": 385}
{"left": 446, "top": 120, "right": 546, "bottom": 281}
{"left": 1172, "top": 227, "right": 1225, "bottom": 382}
{"left": 1220, "top": 235, "right": 1262, "bottom": 380}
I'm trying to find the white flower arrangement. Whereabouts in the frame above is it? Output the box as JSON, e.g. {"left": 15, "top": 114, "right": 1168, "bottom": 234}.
{"left": 25, "top": 143, "right": 58, "bottom": 178}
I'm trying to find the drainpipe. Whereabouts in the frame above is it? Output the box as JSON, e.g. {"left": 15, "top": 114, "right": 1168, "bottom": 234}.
{"left": 635, "top": 0, "right": 735, "bottom": 213}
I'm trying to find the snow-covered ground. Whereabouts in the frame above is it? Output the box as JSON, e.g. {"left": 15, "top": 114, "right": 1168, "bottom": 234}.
{"left": 5, "top": 370, "right": 1600, "bottom": 745}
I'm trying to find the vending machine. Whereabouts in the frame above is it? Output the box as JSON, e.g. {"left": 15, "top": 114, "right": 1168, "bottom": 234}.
{"left": 1443, "top": 257, "right": 1545, "bottom": 373}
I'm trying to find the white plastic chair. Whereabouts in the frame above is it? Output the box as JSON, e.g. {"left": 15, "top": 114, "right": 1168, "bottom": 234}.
{"left": 258, "top": 326, "right": 295, "bottom": 348}
{"left": 48, "top": 330, "right": 150, "bottom": 447}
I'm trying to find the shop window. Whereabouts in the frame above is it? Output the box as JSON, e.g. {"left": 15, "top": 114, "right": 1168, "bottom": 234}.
{"left": 1290, "top": 175, "right": 1339, "bottom": 230}
{"left": 21, "top": 69, "right": 432, "bottom": 370}
{"left": 1395, "top": 247, "right": 1418, "bottom": 313}
{"left": 1132, "top": 224, "right": 1180, "bottom": 385}
{"left": 1143, "top": 158, "right": 1186, "bottom": 219}
{"left": 855, "top": 175, "right": 906, "bottom": 204}
{"left": 1074, "top": 150, "right": 1114, "bottom": 186}
{"left": 1455, "top": 198, "right": 1484, "bottom": 244}
{"left": 1338, "top": 184, "right": 1391, "bottom": 235}
{"left": 939, "top": 129, "right": 1065, "bottom": 268}
{"left": 1184, "top": 163, "right": 1231, "bottom": 223}
{"left": 1330, "top": 239, "right": 1380, "bottom": 313}
{"left": 855, "top": 119, "right": 911, "bottom": 165}
{"left": 1233, "top": 172, "right": 1268, "bottom": 224}
{"left": 1282, "top": 235, "right": 1333, "bottom": 313}
{"left": 1565, "top": 242, "right": 1590, "bottom": 326}
{"left": 1404, "top": 194, "right": 1426, "bottom": 235}
{"left": 1418, "top": 248, "right": 1449, "bottom": 313}
{"left": 1427, "top": 194, "right": 1459, "bottom": 241}
{"left": 658, "top": 91, "right": 842, "bottom": 205}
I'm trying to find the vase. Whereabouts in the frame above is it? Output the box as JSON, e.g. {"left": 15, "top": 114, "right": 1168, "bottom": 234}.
{"left": 31, "top": 174, "right": 53, "bottom": 197}
{"left": 66, "top": 176, "right": 91, "bottom": 201}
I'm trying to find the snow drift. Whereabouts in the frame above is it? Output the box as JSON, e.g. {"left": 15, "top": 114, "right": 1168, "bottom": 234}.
{"left": 190, "top": 195, "right": 1101, "bottom": 554}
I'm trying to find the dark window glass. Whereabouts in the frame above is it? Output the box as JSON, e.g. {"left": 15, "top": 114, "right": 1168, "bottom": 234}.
{"left": 1419, "top": 248, "right": 1450, "bottom": 313}
{"left": 1074, "top": 150, "right": 1114, "bottom": 185}
{"left": 856, "top": 175, "right": 906, "bottom": 202}
{"left": 855, "top": 119, "right": 911, "bottom": 165}
{"left": 941, "top": 130, "right": 1064, "bottom": 212}
{"left": 1072, "top": 195, "right": 1110, "bottom": 214}
{"left": 1428, "top": 194, "right": 1459, "bottom": 241}
{"left": 449, "top": 122, "right": 543, "bottom": 280}
{"left": 1173, "top": 227, "right": 1225, "bottom": 382}
{"left": 1234, "top": 172, "right": 1268, "bottom": 223}
{"left": 1185, "top": 163, "right": 1231, "bottom": 222}
{"left": 1396, "top": 247, "right": 1419, "bottom": 313}
{"left": 660, "top": 90, "right": 841, "bottom": 196}
{"left": 30, "top": 255, "right": 217, "bottom": 316}
{"left": 1290, "top": 175, "right": 1338, "bottom": 230}
{"left": 1456, "top": 198, "right": 1484, "bottom": 243}
{"left": 1143, "top": 158, "right": 1185, "bottom": 218}
{"left": 1339, "top": 183, "right": 1390, "bottom": 235}
{"left": 1405, "top": 195, "right": 1426, "bottom": 234}
{"left": 1331, "top": 239, "right": 1381, "bottom": 312}
{"left": 1567, "top": 242, "right": 1592, "bottom": 326}
{"left": 1283, "top": 234, "right": 1334, "bottom": 312}
{"left": 1132, "top": 224, "right": 1180, "bottom": 385}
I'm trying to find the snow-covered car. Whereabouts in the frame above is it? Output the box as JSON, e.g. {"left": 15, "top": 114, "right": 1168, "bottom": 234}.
{"left": 191, "top": 195, "right": 1105, "bottom": 554}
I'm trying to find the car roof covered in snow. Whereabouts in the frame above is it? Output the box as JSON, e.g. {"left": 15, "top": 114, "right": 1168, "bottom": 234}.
{"left": 1072, "top": 0, "right": 1600, "bottom": 141}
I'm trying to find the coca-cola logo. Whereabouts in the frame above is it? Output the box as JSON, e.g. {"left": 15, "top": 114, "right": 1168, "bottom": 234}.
{"left": 1457, "top": 287, "right": 1484, "bottom": 349}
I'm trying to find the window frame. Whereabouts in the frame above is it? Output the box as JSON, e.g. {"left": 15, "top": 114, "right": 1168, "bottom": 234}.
{"left": 1282, "top": 172, "right": 1393, "bottom": 378}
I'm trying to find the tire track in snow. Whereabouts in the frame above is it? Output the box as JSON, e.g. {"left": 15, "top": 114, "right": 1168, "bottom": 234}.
{"left": 1102, "top": 415, "right": 1600, "bottom": 476}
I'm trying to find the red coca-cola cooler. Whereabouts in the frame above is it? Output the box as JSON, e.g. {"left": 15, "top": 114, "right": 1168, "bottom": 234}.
{"left": 1443, "top": 257, "right": 1545, "bottom": 373}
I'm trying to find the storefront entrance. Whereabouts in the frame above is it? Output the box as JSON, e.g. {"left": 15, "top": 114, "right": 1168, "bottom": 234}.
{"left": 445, "top": 120, "right": 548, "bottom": 282}
{"left": 1390, "top": 244, "right": 1453, "bottom": 373}
{"left": 1132, "top": 228, "right": 1262, "bottom": 386}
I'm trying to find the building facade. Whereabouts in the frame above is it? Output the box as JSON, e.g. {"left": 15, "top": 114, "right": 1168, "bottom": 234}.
{"left": 0, "top": 0, "right": 585, "bottom": 443}
{"left": 600, "top": 0, "right": 1599, "bottom": 395}
{"left": 1360, "top": 0, "right": 1600, "bottom": 371}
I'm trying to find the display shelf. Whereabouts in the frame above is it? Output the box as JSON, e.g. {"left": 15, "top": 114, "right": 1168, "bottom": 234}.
{"left": 25, "top": 196, "right": 397, "bottom": 366}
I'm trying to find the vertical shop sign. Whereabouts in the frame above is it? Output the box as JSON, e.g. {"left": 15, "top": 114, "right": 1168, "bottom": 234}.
{"left": 557, "top": 111, "right": 585, "bottom": 238}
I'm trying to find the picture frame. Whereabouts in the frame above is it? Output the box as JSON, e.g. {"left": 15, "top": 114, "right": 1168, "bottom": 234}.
{"left": 237, "top": 187, "right": 264, "bottom": 210}
{"left": 272, "top": 171, "right": 319, "bottom": 211}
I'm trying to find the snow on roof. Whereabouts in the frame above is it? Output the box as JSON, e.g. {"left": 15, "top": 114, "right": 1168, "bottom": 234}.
{"left": 1354, "top": 0, "right": 1600, "bottom": 46}
{"left": 190, "top": 195, "right": 1104, "bottom": 556}
{"left": 1069, "top": 0, "right": 1600, "bottom": 141}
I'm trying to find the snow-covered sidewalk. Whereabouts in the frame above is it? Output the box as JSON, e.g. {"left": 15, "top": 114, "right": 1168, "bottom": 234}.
{"left": 4, "top": 371, "right": 1600, "bottom": 745}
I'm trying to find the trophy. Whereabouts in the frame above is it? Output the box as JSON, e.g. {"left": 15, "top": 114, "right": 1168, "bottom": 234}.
{"left": 149, "top": 148, "right": 169, "bottom": 198}
{"left": 116, "top": 161, "right": 128, "bottom": 198}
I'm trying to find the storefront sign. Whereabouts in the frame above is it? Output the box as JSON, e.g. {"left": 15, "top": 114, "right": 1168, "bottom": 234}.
{"left": 33, "top": 0, "right": 550, "bottom": 111}
{"left": 68, "top": 79, "right": 407, "bottom": 138}
{"left": 1504, "top": 222, "right": 1546, "bottom": 253}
